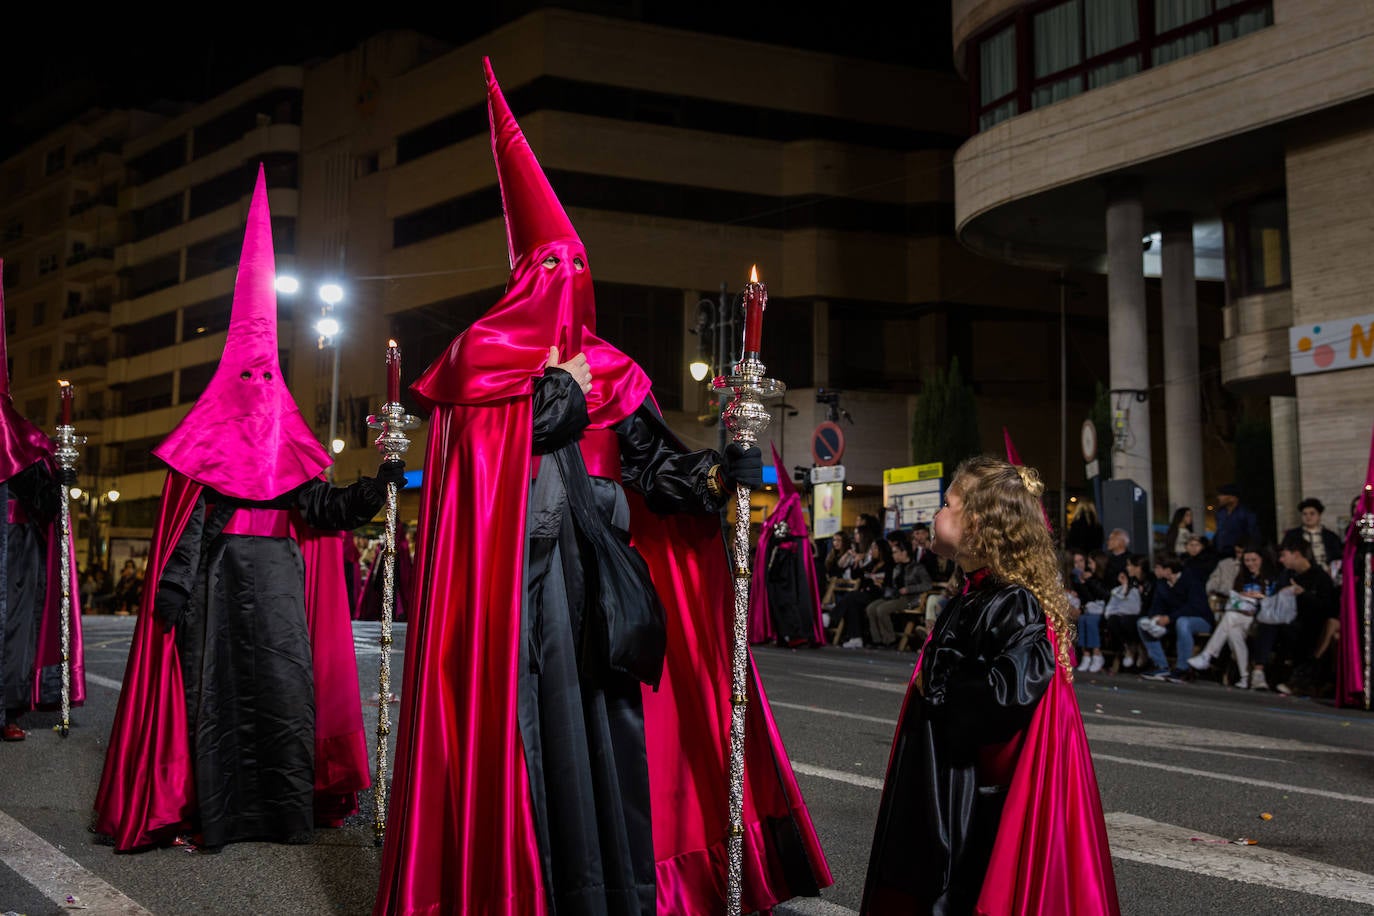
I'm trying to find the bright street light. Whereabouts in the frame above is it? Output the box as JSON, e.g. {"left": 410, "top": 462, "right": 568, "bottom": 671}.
{"left": 275, "top": 275, "right": 300, "bottom": 295}
{"left": 689, "top": 360, "right": 710, "bottom": 382}
{"left": 318, "top": 283, "right": 344, "bottom": 306}
{"left": 331, "top": 438, "right": 346, "bottom": 454}
{"left": 316, "top": 316, "right": 341, "bottom": 338}
{"left": 69, "top": 487, "right": 83, "bottom": 500}
{"left": 106, "top": 487, "right": 120, "bottom": 503}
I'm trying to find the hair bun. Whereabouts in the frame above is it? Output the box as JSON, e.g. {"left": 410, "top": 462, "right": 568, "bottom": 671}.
{"left": 1015, "top": 465, "right": 1045, "bottom": 498}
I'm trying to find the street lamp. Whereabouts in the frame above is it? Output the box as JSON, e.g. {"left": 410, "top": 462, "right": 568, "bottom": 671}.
{"left": 688, "top": 283, "right": 738, "bottom": 452}
{"left": 280, "top": 274, "right": 347, "bottom": 478}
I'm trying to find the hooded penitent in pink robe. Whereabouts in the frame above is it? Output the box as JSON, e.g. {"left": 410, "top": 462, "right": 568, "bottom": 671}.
{"left": 750, "top": 445, "right": 825, "bottom": 646}
{"left": 1336, "top": 423, "right": 1374, "bottom": 711}
{"left": 375, "top": 58, "right": 830, "bottom": 915}
{"left": 0, "top": 260, "right": 84, "bottom": 721}
{"left": 94, "top": 169, "right": 381, "bottom": 850}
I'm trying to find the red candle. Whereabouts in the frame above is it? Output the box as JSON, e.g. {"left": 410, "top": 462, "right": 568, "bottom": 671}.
{"left": 386, "top": 339, "right": 400, "bottom": 403}
{"left": 58, "top": 380, "right": 72, "bottom": 425}
{"left": 743, "top": 264, "right": 767, "bottom": 355}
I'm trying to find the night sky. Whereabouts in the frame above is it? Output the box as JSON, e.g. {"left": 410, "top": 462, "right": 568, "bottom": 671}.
{"left": 1, "top": 4, "right": 954, "bottom": 160}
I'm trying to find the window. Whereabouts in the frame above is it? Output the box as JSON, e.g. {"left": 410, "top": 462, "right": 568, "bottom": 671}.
{"left": 44, "top": 146, "right": 65, "bottom": 176}
{"left": 25, "top": 398, "right": 45, "bottom": 422}
{"left": 3, "top": 219, "right": 21, "bottom": 242}
{"left": 117, "top": 373, "right": 174, "bottom": 416}
{"left": 118, "top": 313, "right": 177, "bottom": 357}
{"left": 125, "top": 252, "right": 180, "bottom": 297}
{"left": 32, "top": 300, "right": 46, "bottom": 327}
{"left": 28, "top": 345, "right": 52, "bottom": 375}
{"left": 114, "top": 436, "right": 164, "bottom": 474}
{"left": 132, "top": 193, "right": 184, "bottom": 241}
{"left": 178, "top": 362, "right": 219, "bottom": 403}
{"left": 1223, "top": 194, "right": 1289, "bottom": 298}
{"left": 38, "top": 253, "right": 59, "bottom": 276}
{"left": 2, "top": 264, "right": 18, "bottom": 289}
{"left": 185, "top": 229, "right": 241, "bottom": 281}
{"left": 181, "top": 295, "right": 233, "bottom": 339}
{"left": 67, "top": 290, "right": 81, "bottom": 309}
{"left": 969, "top": 0, "right": 1271, "bottom": 131}
{"left": 128, "top": 136, "right": 186, "bottom": 185}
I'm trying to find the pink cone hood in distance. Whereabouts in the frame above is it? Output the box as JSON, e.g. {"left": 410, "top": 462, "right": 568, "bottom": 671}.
{"left": 0, "top": 260, "right": 55, "bottom": 480}
{"left": 153, "top": 166, "right": 329, "bottom": 500}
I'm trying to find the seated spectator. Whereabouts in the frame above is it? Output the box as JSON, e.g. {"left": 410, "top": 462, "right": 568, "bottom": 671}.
{"left": 1105, "top": 554, "right": 1153, "bottom": 670}
{"left": 837, "top": 538, "right": 891, "bottom": 648}
{"left": 1206, "top": 540, "right": 1247, "bottom": 611}
{"left": 1075, "top": 550, "right": 1112, "bottom": 673}
{"left": 1282, "top": 497, "right": 1343, "bottom": 575}
{"left": 1139, "top": 555, "right": 1214, "bottom": 680}
{"left": 821, "top": 530, "right": 863, "bottom": 614}
{"left": 1104, "top": 528, "right": 1131, "bottom": 584}
{"left": 865, "top": 531, "right": 934, "bottom": 648}
{"left": 1251, "top": 536, "right": 1339, "bottom": 694}
{"left": 1164, "top": 507, "right": 1195, "bottom": 558}
{"left": 908, "top": 523, "right": 941, "bottom": 581}
{"left": 1182, "top": 534, "right": 1219, "bottom": 580}
{"left": 1187, "top": 545, "right": 1278, "bottom": 688}
{"left": 112, "top": 559, "right": 141, "bottom": 617}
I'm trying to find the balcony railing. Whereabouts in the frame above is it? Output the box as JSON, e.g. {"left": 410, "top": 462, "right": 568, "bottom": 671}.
{"left": 66, "top": 246, "right": 115, "bottom": 268}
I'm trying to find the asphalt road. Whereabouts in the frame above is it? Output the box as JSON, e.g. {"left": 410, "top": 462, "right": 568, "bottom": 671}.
{"left": 2, "top": 617, "right": 1372, "bottom": 915}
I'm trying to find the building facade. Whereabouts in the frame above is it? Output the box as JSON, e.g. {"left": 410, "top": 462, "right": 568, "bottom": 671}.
{"left": 951, "top": 0, "right": 1374, "bottom": 537}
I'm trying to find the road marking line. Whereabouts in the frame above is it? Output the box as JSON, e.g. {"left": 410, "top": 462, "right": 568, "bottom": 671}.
{"left": 1093, "top": 754, "right": 1374, "bottom": 805}
{"left": 1105, "top": 812, "right": 1374, "bottom": 905}
{"left": 769, "top": 701, "right": 894, "bottom": 726}
{"left": 0, "top": 809, "right": 152, "bottom": 914}
{"left": 85, "top": 672, "right": 124, "bottom": 690}
{"left": 797, "top": 673, "right": 909, "bottom": 694}
{"left": 790, "top": 762, "right": 884, "bottom": 790}
{"left": 776, "top": 897, "right": 860, "bottom": 916}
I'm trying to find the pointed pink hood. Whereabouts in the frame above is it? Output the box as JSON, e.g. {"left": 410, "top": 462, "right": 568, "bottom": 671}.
{"left": 153, "top": 167, "right": 329, "bottom": 500}
{"left": 0, "top": 260, "right": 55, "bottom": 480}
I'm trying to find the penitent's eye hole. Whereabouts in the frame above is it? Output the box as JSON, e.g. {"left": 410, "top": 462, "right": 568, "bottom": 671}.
{"left": 572, "top": 257, "right": 585, "bottom": 271}
{"left": 240, "top": 370, "right": 252, "bottom": 380}
{"left": 542, "top": 256, "right": 559, "bottom": 270}
{"left": 263, "top": 371, "right": 273, "bottom": 380}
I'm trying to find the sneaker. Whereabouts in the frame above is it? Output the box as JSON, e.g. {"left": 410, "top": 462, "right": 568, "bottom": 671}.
{"left": 821, "top": 612, "right": 831, "bottom": 627}
{"left": 1168, "top": 668, "right": 1192, "bottom": 682}
{"left": 1275, "top": 682, "right": 1293, "bottom": 696}
{"left": 1250, "top": 668, "right": 1268, "bottom": 690}
{"left": 1088, "top": 655, "right": 1105, "bottom": 673}
{"left": 842, "top": 637, "right": 863, "bottom": 649}
{"left": 1120, "top": 653, "right": 1135, "bottom": 670}
{"left": 1235, "top": 674, "right": 1249, "bottom": 689}
{"left": 1076, "top": 654, "right": 1092, "bottom": 672}
{"left": 1186, "top": 652, "right": 1212, "bottom": 672}
{"left": 1140, "top": 667, "right": 1171, "bottom": 680}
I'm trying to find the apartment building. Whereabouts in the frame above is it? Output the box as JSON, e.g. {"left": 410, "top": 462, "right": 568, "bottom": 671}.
{"left": 950, "top": 0, "right": 1373, "bottom": 535}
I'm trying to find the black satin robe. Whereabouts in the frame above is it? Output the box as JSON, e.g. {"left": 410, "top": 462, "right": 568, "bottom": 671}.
{"left": 863, "top": 574, "right": 1055, "bottom": 915}
{"left": 1, "top": 462, "right": 60, "bottom": 714}
{"left": 767, "top": 536, "right": 815, "bottom": 644}
{"left": 158, "top": 477, "right": 383, "bottom": 848}
{"left": 520, "top": 369, "right": 721, "bottom": 916}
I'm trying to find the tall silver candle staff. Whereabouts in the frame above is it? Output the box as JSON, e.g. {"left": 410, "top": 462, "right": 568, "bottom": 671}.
{"left": 1359, "top": 484, "right": 1373, "bottom": 712}
{"left": 366, "top": 340, "right": 419, "bottom": 845}
{"left": 53, "top": 380, "right": 84, "bottom": 738}
{"left": 712, "top": 266, "right": 783, "bottom": 916}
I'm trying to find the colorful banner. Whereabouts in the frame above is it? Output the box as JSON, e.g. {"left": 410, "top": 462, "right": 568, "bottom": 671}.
{"left": 1291, "top": 313, "right": 1374, "bottom": 376}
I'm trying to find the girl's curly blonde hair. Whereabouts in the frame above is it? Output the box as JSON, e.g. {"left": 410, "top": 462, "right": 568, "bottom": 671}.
{"left": 949, "top": 455, "right": 1076, "bottom": 678}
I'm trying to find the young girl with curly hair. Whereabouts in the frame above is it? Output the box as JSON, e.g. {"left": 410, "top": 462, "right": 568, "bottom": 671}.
{"left": 861, "top": 456, "right": 1119, "bottom": 915}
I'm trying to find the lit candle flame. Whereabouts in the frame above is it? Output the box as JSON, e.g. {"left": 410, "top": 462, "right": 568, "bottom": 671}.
{"left": 57, "top": 379, "right": 71, "bottom": 389}
{"left": 749, "top": 265, "right": 759, "bottom": 284}
{"left": 388, "top": 339, "right": 398, "bottom": 348}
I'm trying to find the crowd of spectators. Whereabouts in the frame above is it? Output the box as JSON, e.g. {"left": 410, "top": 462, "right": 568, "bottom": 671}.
{"left": 1061, "top": 483, "right": 1351, "bottom": 698}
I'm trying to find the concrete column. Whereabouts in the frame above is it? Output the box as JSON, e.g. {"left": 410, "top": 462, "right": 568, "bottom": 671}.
{"left": 1106, "top": 183, "right": 1153, "bottom": 521}
{"left": 1270, "top": 395, "right": 1301, "bottom": 540}
{"left": 1160, "top": 215, "right": 1204, "bottom": 522}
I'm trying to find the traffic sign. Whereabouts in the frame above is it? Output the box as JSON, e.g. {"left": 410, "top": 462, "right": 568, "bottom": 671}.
{"left": 811, "top": 422, "right": 845, "bottom": 466}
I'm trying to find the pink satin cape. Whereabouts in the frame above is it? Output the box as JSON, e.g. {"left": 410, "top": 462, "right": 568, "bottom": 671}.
{"left": 1336, "top": 423, "right": 1374, "bottom": 709}
{"left": 867, "top": 627, "right": 1119, "bottom": 915}
{"left": 93, "top": 471, "right": 370, "bottom": 850}
{"left": 375, "top": 397, "right": 831, "bottom": 914}
{"left": 750, "top": 446, "right": 824, "bottom": 645}
{"left": 0, "top": 263, "right": 54, "bottom": 481}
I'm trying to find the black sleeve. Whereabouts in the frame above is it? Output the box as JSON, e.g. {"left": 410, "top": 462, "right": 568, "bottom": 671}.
{"left": 616, "top": 401, "right": 722, "bottom": 515}
{"left": 295, "top": 478, "right": 386, "bottom": 531}
{"left": 532, "top": 368, "right": 590, "bottom": 455}
{"left": 155, "top": 492, "right": 207, "bottom": 629}
{"left": 9, "top": 462, "right": 61, "bottom": 524}
{"left": 924, "top": 587, "right": 1055, "bottom": 747}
